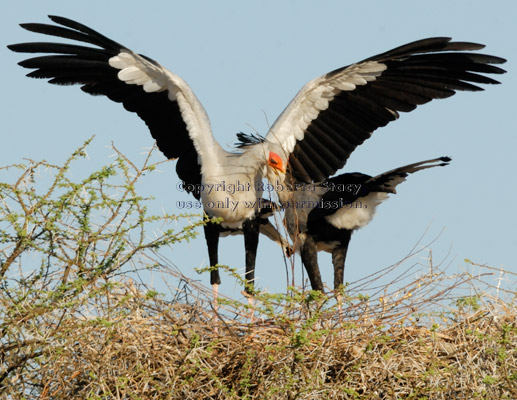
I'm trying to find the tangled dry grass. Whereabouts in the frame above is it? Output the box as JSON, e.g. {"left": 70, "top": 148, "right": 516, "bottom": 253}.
{"left": 2, "top": 260, "right": 515, "bottom": 400}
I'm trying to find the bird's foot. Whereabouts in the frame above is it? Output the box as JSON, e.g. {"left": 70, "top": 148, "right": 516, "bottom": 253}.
{"left": 241, "top": 290, "right": 255, "bottom": 322}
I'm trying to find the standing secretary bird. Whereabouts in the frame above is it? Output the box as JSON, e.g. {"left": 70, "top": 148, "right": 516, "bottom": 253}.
{"left": 9, "top": 16, "right": 505, "bottom": 295}
{"left": 8, "top": 15, "right": 290, "bottom": 300}
{"left": 240, "top": 135, "right": 453, "bottom": 292}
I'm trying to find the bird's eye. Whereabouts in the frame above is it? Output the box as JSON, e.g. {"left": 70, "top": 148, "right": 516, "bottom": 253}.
{"left": 268, "top": 151, "right": 280, "bottom": 164}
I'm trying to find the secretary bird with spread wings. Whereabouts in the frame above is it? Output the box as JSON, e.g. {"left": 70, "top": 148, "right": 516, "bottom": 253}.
{"left": 9, "top": 16, "right": 505, "bottom": 294}
{"left": 8, "top": 16, "right": 289, "bottom": 299}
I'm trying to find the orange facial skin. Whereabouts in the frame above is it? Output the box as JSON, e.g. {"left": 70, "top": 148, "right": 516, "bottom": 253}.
{"left": 267, "top": 151, "right": 286, "bottom": 173}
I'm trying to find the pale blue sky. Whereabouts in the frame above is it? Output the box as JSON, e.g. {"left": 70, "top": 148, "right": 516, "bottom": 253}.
{"left": 2, "top": 1, "right": 516, "bottom": 299}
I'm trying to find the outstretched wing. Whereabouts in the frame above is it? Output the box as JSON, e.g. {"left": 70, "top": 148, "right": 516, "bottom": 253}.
{"left": 363, "top": 156, "right": 451, "bottom": 194}
{"left": 309, "top": 156, "right": 451, "bottom": 222}
{"left": 8, "top": 15, "right": 222, "bottom": 199}
{"left": 263, "top": 38, "right": 505, "bottom": 183}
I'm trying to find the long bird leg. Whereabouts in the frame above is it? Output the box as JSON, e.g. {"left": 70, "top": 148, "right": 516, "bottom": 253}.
{"left": 204, "top": 221, "right": 221, "bottom": 310}
{"left": 332, "top": 246, "right": 347, "bottom": 293}
{"left": 332, "top": 230, "right": 352, "bottom": 292}
{"left": 243, "top": 217, "right": 260, "bottom": 320}
{"left": 332, "top": 231, "right": 352, "bottom": 315}
{"left": 301, "top": 236, "right": 324, "bottom": 292}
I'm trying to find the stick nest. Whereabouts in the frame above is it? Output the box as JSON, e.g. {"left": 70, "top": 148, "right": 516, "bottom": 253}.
{"left": 2, "top": 261, "right": 515, "bottom": 400}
